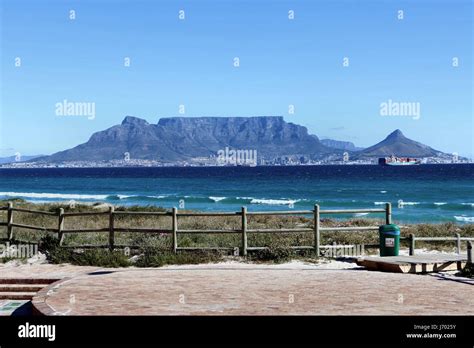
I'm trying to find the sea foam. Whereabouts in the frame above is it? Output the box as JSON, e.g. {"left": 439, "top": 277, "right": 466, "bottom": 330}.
{"left": 454, "top": 216, "right": 474, "bottom": 222}
{"left": 250, "top": 198, "right": 300, "bottom": 205}
{"left": 0, "top": 191, "right": 108, "bottom": 200}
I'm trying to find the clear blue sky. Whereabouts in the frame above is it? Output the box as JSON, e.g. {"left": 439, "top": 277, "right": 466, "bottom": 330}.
{"left": 1, "top": 0, "right": 472, "bottom": 157}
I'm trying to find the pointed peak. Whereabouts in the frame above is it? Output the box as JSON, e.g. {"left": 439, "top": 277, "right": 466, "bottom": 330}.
{"left": 387, "top": 129, "right": 405, "bottom": 139}
{"left": 121, "top": 116, "right": 149, "bottom": 126}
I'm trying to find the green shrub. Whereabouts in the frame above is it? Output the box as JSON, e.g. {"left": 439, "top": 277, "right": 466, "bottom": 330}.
{"left": 249, "top": 234, "right": 298, "bottom": 262}
{"left": 135, "top": 248, "right": 223, "bottom": 267}
{"left": 0, "top": 256, "right": 25, "bottom": 264}
{"left": 250, "top": 247, "right": 295, "bottom": 262}
{"left": 39, "top": 235, "right": 130, "bottom": 267}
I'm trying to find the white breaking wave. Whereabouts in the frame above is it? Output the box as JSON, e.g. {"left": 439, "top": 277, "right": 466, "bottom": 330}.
{"left": 461, "top": 203, "right": 474, "bottom": 207}
{"left": 374, "top": 201, "right": 420, "bottom": 206}
{"left": 353, "top": 213, "right": 369, "bottom": 217}
{"left": 434, "top": 202, "right": 447, "bottom": 206}
{"left": 209, "top": 196, "right": 226, "bottom": 202}
{"left": 250, "top": 198, "right": 300, "bottom": 205}
{"left": 454, "top": 216, "right": 474, "bottom": 222}
{"left": 0, "top": 191, "right": 108, "bottom": 200}
{"left": 380, "top": 191, "right": 387, "bottom": 193}
{"left": 117, "top": 195, "right": 131, "bottom": 199}
{"left": 118, "top": 195, "right": 168, "bottom": 199}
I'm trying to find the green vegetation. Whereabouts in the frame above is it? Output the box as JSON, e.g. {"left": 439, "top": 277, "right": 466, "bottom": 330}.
{"left": 39, "top": 235, "right": 130, "bottom": 267}
{"left": 135, "top": 248, "right": 224, "bottom": 267}
{"left": 0, "top": 256, "right": 25, "bottom": 264}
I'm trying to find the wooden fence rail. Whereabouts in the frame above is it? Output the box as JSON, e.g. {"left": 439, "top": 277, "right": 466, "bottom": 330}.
{"left": 468, "top": 241, "right": 472, "bottom": 264}
{"left": 408, "top": 233, "right": 474, "bottom": 256}
{"left": 0, "top": 201, "right": 404, "bottom": 256}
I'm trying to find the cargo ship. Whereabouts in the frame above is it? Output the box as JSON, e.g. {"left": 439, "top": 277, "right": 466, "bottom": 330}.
{"left": 378, "top": 155, "right": 421, "bottom": 166}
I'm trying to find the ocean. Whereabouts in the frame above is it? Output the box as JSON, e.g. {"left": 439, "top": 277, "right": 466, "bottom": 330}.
{"left": 0, "top": 164, "right": 473, "bottom": 224}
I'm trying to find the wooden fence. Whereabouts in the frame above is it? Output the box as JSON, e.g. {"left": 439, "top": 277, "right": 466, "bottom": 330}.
{"left": 0, "top": 202, "right": 393, "bottom": 255}
{"left": 407, "top": 233, "right": 474, "bottom": 257}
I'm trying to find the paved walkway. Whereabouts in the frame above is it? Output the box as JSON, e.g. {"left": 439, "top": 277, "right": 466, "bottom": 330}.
{"left": 8, "top": 261, "right": 469, "bottom": 315}
{"left": 0, "top": 263, "right": 99, "bottom": 280}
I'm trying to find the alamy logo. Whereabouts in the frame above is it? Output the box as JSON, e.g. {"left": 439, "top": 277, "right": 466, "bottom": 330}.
{"left": 18, "top": 323, "right": 56, "bottom": 341}
{"left": 380, "top": 99, "right": 420, "bottom": 120}
{"left": 55, "top": 99, "right": 96, "bottom": 120}
{"left": 0, "top": 242, "right": 38, "bottom": 258}
{"left": 324, "top": 243, "right": 365, "bottom": 257}
{"left": 217, "top": 147, "right": 257, "bottom": 167}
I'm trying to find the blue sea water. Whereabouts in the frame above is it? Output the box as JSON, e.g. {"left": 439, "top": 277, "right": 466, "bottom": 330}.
{"left": 0, "top": 164, "right": 473, "bottom": 223}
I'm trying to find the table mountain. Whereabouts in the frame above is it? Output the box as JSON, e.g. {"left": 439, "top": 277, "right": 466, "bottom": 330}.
{"left": 40, "top": 116, "right": 335, "bottom": 162}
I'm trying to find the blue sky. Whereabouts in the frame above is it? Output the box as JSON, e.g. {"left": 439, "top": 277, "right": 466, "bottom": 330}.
{"left": 1, "top": 0, "right": 472, "bottom": 157}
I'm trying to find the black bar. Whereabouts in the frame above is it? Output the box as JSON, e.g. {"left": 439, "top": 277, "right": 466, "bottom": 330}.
{"left": 0, "top": 316, "right": 472, "bottom": 346}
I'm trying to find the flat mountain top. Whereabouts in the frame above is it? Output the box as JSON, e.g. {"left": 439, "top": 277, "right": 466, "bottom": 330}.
{"left": 41, "top": 116, "right": 331, "bottom": 162}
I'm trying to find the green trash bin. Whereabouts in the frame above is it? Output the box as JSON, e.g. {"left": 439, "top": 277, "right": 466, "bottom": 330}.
{"left": 379, "top": 224, "right": 400, "bottom": 256}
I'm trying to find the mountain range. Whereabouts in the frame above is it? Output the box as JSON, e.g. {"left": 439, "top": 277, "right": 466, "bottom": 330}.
{"left": 27, "top": 116, "right": 446, "bottom": 164}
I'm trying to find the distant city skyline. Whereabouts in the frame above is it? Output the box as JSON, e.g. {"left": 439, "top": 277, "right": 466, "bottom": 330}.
{"left": 1, "top": 0, "right": 472, "bottom": 157}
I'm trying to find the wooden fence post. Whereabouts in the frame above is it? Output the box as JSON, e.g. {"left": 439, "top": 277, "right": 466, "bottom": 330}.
{"left": 241, "top": 206, "right": 247, "bottom": 256}
{"left": 467, "top": 241, "right": 472, "bottom": 264}
{"left": 385, "top": 203, "right": 392, "bottom": 225}
{"left": 455, "top": 233, "right": 461, "bottom": 255}
{"left": 314, "top": 204, "right": 320, "bottom": 257}
{"left": 6, "top": 202, "right": 13, "bottom": 241}
{"left": 409, "top": 233, "right": 415, "bottom": 256}
{"left": 109, "top": 206, "right": 115, "bottom": 251}
{"left": 172, "top": 207, "right": 178, "bottom": 254}
{"left": 58, "top": 208, "right": 65, "bottom": 246}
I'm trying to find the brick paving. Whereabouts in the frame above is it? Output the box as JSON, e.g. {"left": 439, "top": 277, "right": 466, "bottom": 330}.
{"left": 0, "top": 263, "right": 99, "bottom": 280}
{"left": 17, "top": 262, "right": 472, "bottom": 315}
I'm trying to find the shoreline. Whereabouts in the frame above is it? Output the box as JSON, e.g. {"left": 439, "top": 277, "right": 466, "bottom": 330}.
{"left": 1, "top": 162, "right": 473, "bottom": 169}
